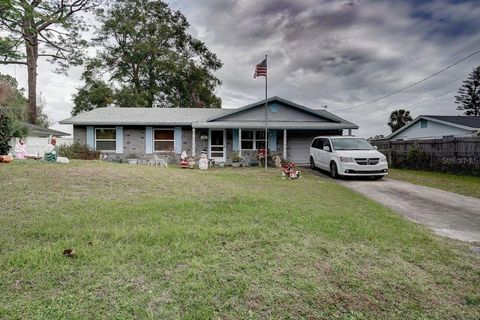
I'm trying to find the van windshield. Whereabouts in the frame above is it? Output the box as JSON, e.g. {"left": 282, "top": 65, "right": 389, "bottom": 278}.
{"left": 331, "top": 138, "right": 374, "bottom": 150}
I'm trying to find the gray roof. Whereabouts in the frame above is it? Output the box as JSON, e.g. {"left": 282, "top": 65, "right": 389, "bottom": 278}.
{"left": 423, "top": 116, "right": 480, "bottom": 128}
{"left": 60, "top": 107, "right": 227, "bottom": 125}
{"left": 60, "top": 96, "right": 358, "bottom": 130}
{"left": 23, "top": 123, "right": 70, "bottom": 137}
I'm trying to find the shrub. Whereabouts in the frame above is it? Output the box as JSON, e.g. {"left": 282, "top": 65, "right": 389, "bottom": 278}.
{"left": 58, "top": 143, "right": 99, "bottom": 160}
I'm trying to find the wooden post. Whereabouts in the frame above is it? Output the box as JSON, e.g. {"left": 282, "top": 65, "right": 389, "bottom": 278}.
{"left": 192, "top": 128, "right": 196, "bottom": 157}
{"left": 283, "top": 129, "right": 287, "bottom": 159}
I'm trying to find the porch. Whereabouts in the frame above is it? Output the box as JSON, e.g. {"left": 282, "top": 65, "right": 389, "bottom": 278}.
{"left": 191, "top": 128, "right": 344, "bottom": 165}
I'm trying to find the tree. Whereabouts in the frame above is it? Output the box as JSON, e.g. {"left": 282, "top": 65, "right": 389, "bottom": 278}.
{"left": 73, "top": 0, "right": 222, "bottom": 113}
{"left": 455, "top": 66, "right": 480, "bottom": 116}
{"left": 0, "top": 74, "right": 28, "bottom": 154}
{"left": 71, "top": 79, "right": 114, "bottom": 115}
{"left": 0, "top": 72, "right": 49, "bottom": 125}
{"left": 388, "top": 109, "right": 412, "bottom": 132}
{"left": 0, "top": 0, "right": 100, "bottom": 124}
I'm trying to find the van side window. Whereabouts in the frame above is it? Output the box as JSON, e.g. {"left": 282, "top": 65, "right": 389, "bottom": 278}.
{"left": 314, "top": 138, "right": 324, "bottom": 149}
{"left": 323, "top": 139, "right": 331, "bottom": 151}
{"left": 311, "top": 138, "right": 318, "bottom": 148}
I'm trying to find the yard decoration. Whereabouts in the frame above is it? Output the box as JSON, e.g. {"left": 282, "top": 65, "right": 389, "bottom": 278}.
{"left": 188, "top": 157, "right": 196, "bottom": 169}
{"left": 272, "top": 155, "right": 282, "bottom": 168}
{"left": 0, "top": 155, "right": 13, "bottom": 163}
{"left": 126, "top": 153, "right": 139, "bottom": 165}
{"left": 199, "top": 151, "right": 208, "bottom": 170}
{"left": 180, "top": 151, "right": 189, "bottom": 168}
{"left": 281, "top": 162, "right": 301, "bottom": 179}
{"left": 231, "top": 151, "right": 243, "bottom": 168}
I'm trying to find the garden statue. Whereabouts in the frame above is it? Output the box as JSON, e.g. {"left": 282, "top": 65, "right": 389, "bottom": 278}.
{"left": 281, "top": 162, "right": 301, "bottom": 179}
{"left": 198, "top": 151, "right": 208, "bottom": 170}
{"left": 272, "top": 155, "right": 282, "bottom": 168}
{"left": 188, "top": 157, "right": 196, "bottom": 169}
{"left": 180, "top": 151, "right": 189, "bottom": 168}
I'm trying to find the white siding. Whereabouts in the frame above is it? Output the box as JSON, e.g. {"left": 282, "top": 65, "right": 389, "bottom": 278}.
{"left": 394, "top": 120, "right": 473, "bottom": 140}
{"left": 10, "top": 137, "right": 73, "bottom": 157}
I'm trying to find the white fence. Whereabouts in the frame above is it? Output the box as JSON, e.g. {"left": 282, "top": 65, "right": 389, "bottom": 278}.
{"left": 10, "top": 137, "right": 74, "bottom": 157}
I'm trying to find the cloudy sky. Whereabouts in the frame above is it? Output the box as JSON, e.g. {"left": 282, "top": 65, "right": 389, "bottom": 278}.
{"left": 1, "top": 0, "right": 480, "bottom": 138}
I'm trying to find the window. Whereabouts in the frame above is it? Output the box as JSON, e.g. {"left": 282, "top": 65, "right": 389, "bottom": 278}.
{"left": 255, "top": 131, "right": 266, "bottom": 149}
{"left": 241, "top": 130, "right": 267, "bottom": 150}
{"left": 95, "top": 128, "right": 116, "bottom": 151}
{"left": 420, "top": 119, "right": 428, "bottom": 128}
{"left": 154, "top": 129, "right": 174, "bottom": 152}
{"left": 323, "top": 138, "right": 332, "bottom": 151}
{"left": 312, "top": 138, "right": 324, "bottom": 149}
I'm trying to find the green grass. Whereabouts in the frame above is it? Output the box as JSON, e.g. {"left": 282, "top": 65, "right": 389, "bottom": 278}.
{"left": 388, "top": 168, "right": 480, "bottom": 198}
{"left": 1, "top": 161, "right": 479, "bottom": 319}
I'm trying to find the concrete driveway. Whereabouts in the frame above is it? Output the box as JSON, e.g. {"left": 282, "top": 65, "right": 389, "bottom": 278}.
{"left": 309, "top": 170, "right": 480, "bottom": 242}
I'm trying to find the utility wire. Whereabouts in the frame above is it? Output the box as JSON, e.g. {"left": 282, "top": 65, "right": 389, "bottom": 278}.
{"left": 334, "top": 48, "right": 480, "bottom": 112}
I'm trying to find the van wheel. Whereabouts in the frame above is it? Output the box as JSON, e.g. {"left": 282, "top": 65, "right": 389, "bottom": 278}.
{"left": 330, "top": 162, "right": 339, "bottom": 179}
{"left": 310, "top": 156, "right": 316, "bottom": 169}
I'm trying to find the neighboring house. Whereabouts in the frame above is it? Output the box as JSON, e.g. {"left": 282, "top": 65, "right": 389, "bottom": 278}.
{"left": 60, "top": 96, "right": 358, "bottom": 164}
{"left": 9, "top": 123, "right": 72, "bottom": 156}
{"left": 384, "top": 115, "right": 480, "bottom": 141}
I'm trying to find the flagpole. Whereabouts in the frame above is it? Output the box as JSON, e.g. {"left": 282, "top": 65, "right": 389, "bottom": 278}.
{"left": 264, "top": 54, "right": 268, "bottom": 172}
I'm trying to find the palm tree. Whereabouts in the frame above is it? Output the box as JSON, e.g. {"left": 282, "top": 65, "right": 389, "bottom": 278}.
{"left": 388, "top": 109, "right": 413, "bottom": 132}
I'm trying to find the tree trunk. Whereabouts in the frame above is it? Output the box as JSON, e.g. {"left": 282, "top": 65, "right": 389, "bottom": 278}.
{"left": 22, "top": 4, "right": 38, "bottom": 125}
{"left": 26, "top": 39, "right": 38, "bottom": 124}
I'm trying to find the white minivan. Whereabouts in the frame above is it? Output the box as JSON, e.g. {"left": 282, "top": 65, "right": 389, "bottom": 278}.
{"left": 309, "top": 136, "right": 388, "bottom": 179}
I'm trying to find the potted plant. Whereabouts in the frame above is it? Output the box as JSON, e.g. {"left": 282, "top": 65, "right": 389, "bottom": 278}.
{"left": 231, "top": 151, "right": 242, "bottom": 168}
{"left": 126, "top": 153, "right": 138, "bottom": 165}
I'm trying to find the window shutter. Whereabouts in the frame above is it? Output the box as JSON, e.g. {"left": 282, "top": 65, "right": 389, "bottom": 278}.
{"left": 115, "top": 126, "right": 123, "bottom": 154}
{"left": 86, "top": 126, "right": 94, "bottom": 149}
{"left": 174, "top": 127, "right": 182, "bottom": 154}
{"left": 268, "top": 129, "right": 277, "bottom": 151}
{"left": 232, "top": 129, "right": 239, "bottom": 151}
{"left": 145, "top": 127, "right": 153, "bottom": 154}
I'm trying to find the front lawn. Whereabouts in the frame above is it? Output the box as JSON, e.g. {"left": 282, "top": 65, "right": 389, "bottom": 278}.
{"left": 388, "top": 168, "right": 480, "bottom": 198}
{"left": 1, "top": 161, "right": 479, "bottom": 319}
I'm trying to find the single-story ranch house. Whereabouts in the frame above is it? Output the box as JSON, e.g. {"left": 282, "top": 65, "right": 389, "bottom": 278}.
{"left": 60, "top": 96, "right": 358, "bottom": 164}
{"left": 383, "top": 115, "right": 480, "bottom": 141}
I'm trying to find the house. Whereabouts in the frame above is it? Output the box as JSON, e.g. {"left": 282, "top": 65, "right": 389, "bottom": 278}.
{"left": 384, "top": 115, "right": 480, "bottom": 141}
{"left": 9, "top": 123, "right": 71, "bottom": 156}
{"left": 60, "top": 96, "right": 358, "bottom": 164}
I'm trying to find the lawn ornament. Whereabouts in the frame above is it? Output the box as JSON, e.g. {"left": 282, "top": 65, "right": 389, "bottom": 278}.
{"left": 281, "top": 162, "right": 301, "bottom": 179}
{"left": 188, "top": 157, "right": 196, "bottom": 169}
{"left": 180, "top": 151, "right": 189, "bottom": 168}
{"left": 272, "top": 155, "right": 282, "bottom": 168}
{"left": 158, "top": 159, "right": 168, "bottom": 168}
{"left": 199, "top": 151, "right": 208, "bottom": 170}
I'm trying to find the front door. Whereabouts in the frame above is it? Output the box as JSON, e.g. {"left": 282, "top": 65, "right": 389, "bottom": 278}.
{"left": 208, "top": 129, "right": 226, "bottom": 162}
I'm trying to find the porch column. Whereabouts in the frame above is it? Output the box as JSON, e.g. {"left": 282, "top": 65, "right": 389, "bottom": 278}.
{"left": 238, "top": 128, "right": 242, "bottom": 157}
{"left": 192, "top": 128, "right": 196, "bottom": 157}
{"left": 283, "top": 129, "right": 287, "bottom": 159}
{"left": 348, "top": 129, "right": 352, "bottom": 136}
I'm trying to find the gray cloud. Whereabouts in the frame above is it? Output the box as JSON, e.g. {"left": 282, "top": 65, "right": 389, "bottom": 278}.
{"left": 1, "top": 0, "right": 480, "bottom": 137}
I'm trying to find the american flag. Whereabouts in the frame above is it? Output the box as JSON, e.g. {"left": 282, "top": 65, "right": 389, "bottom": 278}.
{"left": 254, "top": 58, "right": 267, "bottom": 78}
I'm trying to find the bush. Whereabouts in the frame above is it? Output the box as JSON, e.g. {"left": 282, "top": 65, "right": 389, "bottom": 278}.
{"left": 58, "top": 143, "right": 100, "bottom": 160}
{"left": 406, "top": 147, "right": 430, "bottom": 170}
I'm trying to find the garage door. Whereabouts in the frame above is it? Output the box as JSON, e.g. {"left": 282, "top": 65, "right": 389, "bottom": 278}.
{"left": 287, "top": 131, "right": 317, "bottom": 165}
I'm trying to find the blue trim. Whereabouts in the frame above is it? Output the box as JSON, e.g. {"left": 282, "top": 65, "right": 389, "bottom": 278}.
{"left": 86, "top": 126, "right": 94, "bottom": 148}
{"left": 269, "top": 129, "right": 277, "bottom": 151}
{"left": 115, "top": 126, "right": 123, "bottom": 154}
{"left": 174, "top": 127, "right": 182, "bottom": 154}
{"left": 145, "top": 127, "right": 153, "bottom": 154}
{"left": 232, "top": 129, "right": 239, "bottom": 151}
